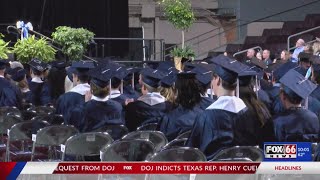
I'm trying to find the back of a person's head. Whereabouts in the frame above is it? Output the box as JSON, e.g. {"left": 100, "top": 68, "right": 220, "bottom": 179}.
{"left": 48, "top": 67, "right": 67, "bottom": 99}
{"left": 240, "top": 85, "right": 271, "bottom": 126}
{"left": 175, "top": 74, "right": 201, "bottom": 109}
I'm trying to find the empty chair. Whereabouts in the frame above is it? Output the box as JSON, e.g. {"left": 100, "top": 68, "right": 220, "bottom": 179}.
{"left": 100, "top": 139, "right": 155, "bottom": 161}
{"left": 28, "top": 106, "right": 55, "bottom": 116}
{"left": 31, "top": 114, "right": 64, "bottom": 125}
{"left": 210, "top": 146, "right": 263, "bottom": 162}
{"left": 0, "top": 114, "right": 23, "bottom": 142}
{"left": 62, "top": 132, "right": 113, "bottom": 161}
{"left": 148, "top": 147, "right": 206, "bottom": 161}
{"left": 0, "top": 107, "right": 21, "bottom": 119}
{"left": 162, "top": 138, "right": 187, "bottom": 150}
{"left": 175, "top": 130, "right": 191, "bottom": 140}
{"left": 122, "top": 131, "right": 167, "bottom": 151}
{"left": 31, "top": 125, "right": 79, "bottom": 161}
{"left": 93, "top": 125, "right": 128, "bottom": 140}
{"left": 6, "top": 120, "right": 50, "bottom": 161}
{"left": 137, "top": 123, "right": 158, "bottom": 131}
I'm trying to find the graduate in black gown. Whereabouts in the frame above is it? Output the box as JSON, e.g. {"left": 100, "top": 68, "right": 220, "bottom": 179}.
{"left": 55, "top": 61, "right": 95, "bottom": 123}
{"left": 273, "top": 69, "right": 319, "bottom": 142}
{"left": 159, "top": 72, "right": 202, "bottom": 141}
{"left": 191, "top": 65, "right": 217, "bottom": 110}
{"left": 311, "top": 64, "right": 320, "bottom": 101}
{"left": 186, "top": 55, "right": 248, "bottom": 160}
{"left": 0, "top": 60, "right": 22, "bottom": 108}
{"left": 27, "top": 59, "right": 51, "bottom": 106}
{"left": 159, "top": 71, "right": 177, "bottom": 108}
{"left": 10, "top": 67, "right": 31, "bottom": 104}
{"left": 68, "top": 65, "right": 123, "bottom": 132}
{"left": 122, "top": 67, "right": 141, "bottom": 100}
{"left": 235, "top": 70, "right": 274, "bottom": 147}
{"left": 125, "top": 68, "right": 170, "bottom": 131}
{"left": 108, "top": 65, "right": 129, "bottom": 107}
{"left": 47, "top": 61, "right": 67, "bottom": 105}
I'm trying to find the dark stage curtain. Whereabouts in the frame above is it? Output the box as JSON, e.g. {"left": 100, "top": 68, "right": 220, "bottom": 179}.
{"left": 0, "top": 0, "right": 129, "bottom": 57}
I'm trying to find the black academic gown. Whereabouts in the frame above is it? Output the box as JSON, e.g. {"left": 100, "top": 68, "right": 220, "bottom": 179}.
{"left": 69, "top": 97, "right": 123, "bottom": 132}
{"left": 28, "top": 78, "right": 51, "bottom": 106}
{"left": 159, "top": 105, "right": 203, "bottom": 141}
{"left": 125, "top": 93, "right": 171, "bottom": 132}
{"left": 258, "top": 89, "right": 272, "bottom": 109}
{"left": 198, "top": 96, "right": 217, "bottom": 111}
{"left": 273, "top": 108, "right": 319, "bottom": 142}
{"left": 0, "top": 77, "right": 21, "bottom": 108}
{"left": 109, "top": 90, "right": 128, "bottom": 107}
{"left": 55, "top": 83, "right": 89, "bottom": 124}
{"left": 311, "top": 86, "right": 320, "bottom": 102}
{"left": 186, "top": 96, "right": 247, "bottom": 160}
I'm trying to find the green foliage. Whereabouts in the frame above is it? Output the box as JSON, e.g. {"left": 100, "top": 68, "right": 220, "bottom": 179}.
{"left": 161, "top": 0, "right": 195, "bottom": 30}
{"left": 0, "top": 33, "right": 12, "bottom": 59}
{"left": 13, "top": 35, "right": 56, "bottom": 63}
{"left": 52, "top": 26, "right": 95, "bottom": 60}
{"left": 170, "top": 46, "right": 195, "bottom": 58}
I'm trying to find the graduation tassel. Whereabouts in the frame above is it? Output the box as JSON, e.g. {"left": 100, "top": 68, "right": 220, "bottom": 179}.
{"left": 236, "top": 78, "right": 240, "bottom": 98}
{"left": 255, "top": 75, "right": 259, "bottom": 98}
{"left": 132, "top": 73, "right": 135, "bottom": 90}
{"left": 109, "top": 79, "right": 112, "bottom": 100}
{"left": 305, "top": 97, "right": 309, "bottom": 109}
{"left": 121, "top": 79, "right": 124, "bottom": 94}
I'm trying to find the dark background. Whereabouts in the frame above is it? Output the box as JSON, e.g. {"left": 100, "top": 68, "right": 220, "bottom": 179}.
{"left": 0, "top": 0, "right": 129, "bottom": 58}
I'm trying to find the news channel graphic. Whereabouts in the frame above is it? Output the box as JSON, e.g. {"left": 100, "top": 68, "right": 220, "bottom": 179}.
{"left": 263, "top": 142, "right": 312, "bottom": 161}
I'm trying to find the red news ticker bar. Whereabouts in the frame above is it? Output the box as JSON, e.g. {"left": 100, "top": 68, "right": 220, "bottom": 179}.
{"left": 53, "top": 162, "right": 260, "bottom": 174}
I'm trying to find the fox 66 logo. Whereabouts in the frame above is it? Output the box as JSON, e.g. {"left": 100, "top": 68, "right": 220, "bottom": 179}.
{"left": 264, "top": 144, "right": 297, "bottom": 158}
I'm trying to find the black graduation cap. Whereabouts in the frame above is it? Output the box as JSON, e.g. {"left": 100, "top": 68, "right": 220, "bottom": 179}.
{"left": 157, "top": 61, "right": 175, "bottom": 73}
{"left": 273, "top": 61, "right": 298, "bottom": 81}
{"left": 238, "top": 69, "right": 259, "bottom": 86}
{"left": 28, "top": 58, "right": 48, "bottom": 72}
{"left": 71, "top": 60, "right": 95, "bottom": 75}
{"left": 183, "top": 62, "right": 198, "bottom": 71}
{"left": 141, "top": 68, "right": 166, "bottom": 88}
{"left": 160, "top": 71, "right": 177, "bottom": 88}
{"left": 191, "top": 65, "right": 213, "bottom": 85}
{"left": 211, "top": 55, "right": 249, "bottom": 84}
{"left": 89, "top": 66, "right": 114, "bottom": 88}
{"left": 51, "top": 60, "right": 66, "bottom": 69}
{"left": 11, "top": 67, "right": 26, "bottom": 82}
{"left": 280, "top": 69, "right": 317, "bottom": 99}
{"left": 0, "top": 59, "right": 9, "bottom": 69}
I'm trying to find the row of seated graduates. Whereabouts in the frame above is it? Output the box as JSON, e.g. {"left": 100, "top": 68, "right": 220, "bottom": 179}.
{"left": 1, "top": 52, "right": 320, "bottom": 160}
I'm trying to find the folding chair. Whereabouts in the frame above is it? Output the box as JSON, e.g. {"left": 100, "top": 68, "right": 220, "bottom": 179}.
{"left": 146, "top": 147, "right": 205, "bottom": 180}
{"left": 137, "top": 123, "right": 158, "bottom": 131}
{"left": 31, "top": 125, "right": 79, "bottom": 161}
{"left": 175, "top": 130, "right": 191, "bottom": 140}
{"left": 162, "top": 138, "right": 187, "bottom": 150}
{"left": 62, "top": 132, "right": 113, "bottom": 161}
{"left": 122, "top": 131, "right": 167, "bottom": 151}
{"left": 0, "top": 107, "right": 21, "bottom": 120}
{"left": 148, "top": 147, "right": 206, "bottom": 162}
{"left": 21, "top": 110, "right": 37, "bottom": 121}
{"left": 6, "top": 120, "right": 50, "bottom": 161}
{"left": 210, "top": 146, "right": 263, "bottom": 162}
{"left": 28, "top": 106, "right": 55, "bottom": 116}
{"left": 93, "top": 124, "right": 129, "bottom": 140}
{"left": 31, "top": 114, "right": 64, "bottom": 125}
{"left": 100, "top": 139, "right": 155, "bottom": 161}
{"left": 0, "top": 114, "right": 23, "bottom": 161}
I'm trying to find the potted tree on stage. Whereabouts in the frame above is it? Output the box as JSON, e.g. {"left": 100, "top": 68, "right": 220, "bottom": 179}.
{"left": 52, "top": 26, "right": 95, "bottom": 61}
{"left": 161, "top": 0, "right": 195, "bottom": 71}
{"left": 13, "top": 35, "right": 56, "bottom": 64}
{"left": 0, "top": 33, "right": 12, "bottom": 59}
